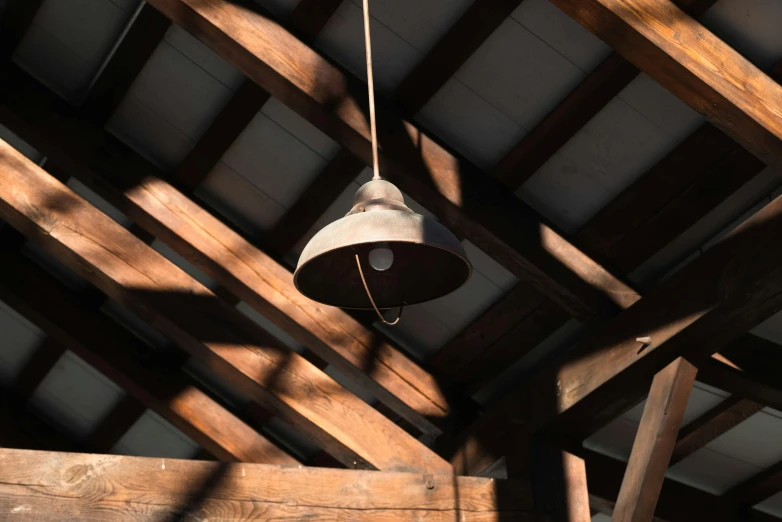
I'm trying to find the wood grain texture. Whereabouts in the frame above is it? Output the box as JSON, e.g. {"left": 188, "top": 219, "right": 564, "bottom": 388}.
{"left": 143, "top": 0, "right": 638, "bottom": 321}
{"left": 0, "top": 64, "right": 459, "bottom": 439}
{"left": 83, "top": 4, "right": 171, "bottom": 124}
{"left": 0, "top": 250, "right": 299, "bottom": 466}
{"left": 612, "top": 358, "right": 696, "bottom": 522}
{"left": 670, "top": 395, "right": 763, "bottom": 465}
{"left": 0, "top": 448, "right": 534, "bottom": 521}
{"left": 0, "top": 137, "right": 450, "bottom": 474}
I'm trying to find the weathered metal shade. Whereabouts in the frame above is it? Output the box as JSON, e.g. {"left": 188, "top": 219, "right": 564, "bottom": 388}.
{"left": 294, "top": 179, "right": 472, "bottom": 310}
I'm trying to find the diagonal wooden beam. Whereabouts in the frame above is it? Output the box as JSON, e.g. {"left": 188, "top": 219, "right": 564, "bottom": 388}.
{"left": 0, "top": 0, "right": 44, "bottom": 59}
{"left": 0, "top": 137, "right": 450, "bottom": 473}
{"left": 451, "top": 188, "right": 782, "bottom": 475}
{"left": 612, "top": 358, "right": 697, "bottom": 522}
{"left": 0, "top": 249, "right": 300, "bottom": 466}
{"left": 0, "top": 448, "right": 534, "bottom": 521}
{"left": 144, "top": 0, "right": 639, "bottom": 321}
{"left": 269, "top": 0, "right": 527, "bottom": 255}
{"left": 670, "top": 395, "right": 763, "bottom": 465}
{"left": 0, "top": 64, "right": 469, "bottom": 439}
{"left": 492, "top": 0, "right": 717, "bottom": 190}
{"left": 83, "top": 3, "right": 171, "bottom": 124}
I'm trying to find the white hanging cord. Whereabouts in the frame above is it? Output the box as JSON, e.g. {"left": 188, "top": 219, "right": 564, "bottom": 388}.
{"left": 362, "top": 0, "right": 381, "bottom": 181}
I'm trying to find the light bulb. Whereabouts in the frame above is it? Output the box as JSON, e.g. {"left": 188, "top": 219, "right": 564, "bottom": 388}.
{"left": 369, "top": 246, "right": 394, "bottom": 271}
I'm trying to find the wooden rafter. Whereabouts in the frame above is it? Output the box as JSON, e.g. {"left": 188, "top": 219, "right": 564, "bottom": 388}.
{"left": 0, "top": 250, "right": 300, "bottom": 466}
{"left": 612, "top": 358, "right": 697, "bottom": 522}
{"left": 0, "top": 64, "right": 467, "bottom": 439}
{"left": 9, "top": 338, "right": 65, "bottom": 403}
{"left": 143, "top": 0, "right": 638, "bottom": 321}
{"left": 0, "top": 448, "right": 533, "bottom": 521}
{"left": 86, "top": 395, "right": 147, "bottom": 453}
{"left": 452, "top": 187, "right": 782, "bottom": 475}
{"left": 0, "top": 137, "right": 449, "bottom": 473}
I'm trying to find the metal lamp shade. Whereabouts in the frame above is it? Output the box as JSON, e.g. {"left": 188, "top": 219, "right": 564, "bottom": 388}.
{"left": 294, "top": 180, "right": 471, "bottom": 310}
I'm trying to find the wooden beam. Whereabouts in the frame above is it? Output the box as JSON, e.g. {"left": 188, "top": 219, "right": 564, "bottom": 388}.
{"left": 530, "top": 443, "right": 591, "bottom": 522}
{"left": 143, "top": 0, "right": 638, "bottom": 321}
{"left": 451, "top": 188, "right": 782, "bottom": 475}
{"left": 268, "top": 0, "right": 527, "bottom": 255}
{"left": 0, "top": 448, "right": 533, "bottom": 521}
{"left": 670, "top": 395, "right": 763, "bottom": 465}
{"left": 0, "top": 137, "right": 449, "bottom": 473}
{"left": 83, "top": 4, "right": 171, "bottom": 124}
{"left": 548, "top": 0, "right": 782, "bottom": 174}
{"left": 0, "top": 64, "right": 460, "bottom": 439}
{"left": 0, "top": 0, "right": 44, "bottom": 59}
{"left": 0, "top": 250, "right": 300, "bottom": 466}
{"left": 492, "top": 0, "right": 717, "bottom": 190}
{"left": 612, "top": 358, "right": 697, "bottom": 522}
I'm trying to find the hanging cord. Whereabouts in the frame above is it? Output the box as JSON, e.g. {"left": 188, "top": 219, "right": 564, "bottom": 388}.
{"left": 355, "top": 254, "right": 403, "bottom": 325}
{"left": 362, "top": 0, "right": 381, "bottom": 181}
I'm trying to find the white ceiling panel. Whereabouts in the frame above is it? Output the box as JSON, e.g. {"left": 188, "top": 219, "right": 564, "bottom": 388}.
{"left": 108, "top": 28, "right": 240, "bottom": 168}
{"left": 0, "top": 301, "right": 46, "bottom": 386}
{"left": 316, "top": 1, "right": 421, "bottom": 93}
{"left": 701, "top": 0, "right": 782, "bottom": 69}
{"left": 30, "top": 351, "right": 125, "bottom": 439}
{"left": 617, "top": 73, "right": 705, "bottom": 142}
{"left": 13, "top": 0, "right": 136, "bottom": 102}
{"left": 454, "top": 18, "right": 586, "bottom": 131}
{"left": 518, "top": 152, "right": 612, "bottom": 234}
{"left": 705, "top": 411, "right": 782, "bottom": 468}
{"left": 512, "top": 0, "right": 611, "bottom": 72}
{"left": 668, "top": 447, "right": 761, "bottom": 495}
{"left": 584, "top": 417, "right": 637, "bottom": 462}
{"left": 376, "top": 306, "right": 455, "bottom": 361}
{"left": 261, "top": 98, "right": 340, "bottom": 160}
{"left": 197, "top": 162, "right": 287, "bottom": 237}
{"left": 218, "top": 111, "right": 331, "bottom": 210}
{"left": 346, "top": 0, "right": 473, "bottom": 54}
{"left": 114, "top": 410, "right": 200, "bottom": 459}
{"left": 253, "top": 0, "right": 299, "bottom": 19}
{"left": 462, "top": 240, "right": 517, "bottom": 291}
{"left": 592, "top": 514, "right": 611, "bottom": 522}
{"left": 67, "top": 178, "right": 131, "bottom": 228}
{"left": 325, "top": 365, "right": 377, "bottom": 405}
{"left": 757, "top": 491, "right": 782, "bottom": 519}
{"left": 236, "top": 301, "right": 306, "bottom": 354}
{"left": 621, "top": 381, "right": 728, "bottom": 426}
{"left": 416, "top": 77, "right": 526, "bottom": 170}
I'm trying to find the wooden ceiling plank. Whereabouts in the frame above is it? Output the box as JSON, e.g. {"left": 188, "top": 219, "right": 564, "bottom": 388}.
{"left": 612, "top": 358, "right": 697, "bottom": 522}
{"left": 269, "top": 0, "right": 527, "bottom": 256}
{"left": 492, "top": 0, "right": 717, "bottom": 190}
{"left": 451, "top": 188, "right": 782, "bottom": 475}
{"left": 0, "top": 448, "right": 534, "bottom": 521}
{"left": 143, "top": 0, "right": 639, "bottom": 321}
{"left": 670, "top": 395, "right": 763, "bottom": 465}
{"left": 83, "top": 4, "right": 171, "bottom": 124}
{"left": 0, "top": 138, "right": 449, "bottom": 473}
{"left": 0, "top": 0, "right": 44, "bottom": 59}
{"left": 0, "top": 64, "right": 463, "bottom": 439}
{"left": 0, "top": 250, "right": 300, "bottom": 466}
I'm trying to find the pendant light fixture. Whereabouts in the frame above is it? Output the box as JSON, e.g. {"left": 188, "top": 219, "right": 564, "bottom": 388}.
{"left": 294, "top": 0, "right": 472, "bottom": 325}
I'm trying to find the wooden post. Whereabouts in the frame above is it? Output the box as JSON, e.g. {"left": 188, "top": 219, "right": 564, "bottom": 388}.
{"left": 530, "top": 442, "right": 591, "bottom": 522}
{"left": 612, "top": 357, "right": 697, "bottom": 522}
